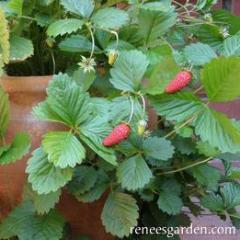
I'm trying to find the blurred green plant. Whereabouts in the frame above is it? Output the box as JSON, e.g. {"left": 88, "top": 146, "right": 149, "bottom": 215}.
{"left": 1, "top": 0, "right": 240, "bottom": 239}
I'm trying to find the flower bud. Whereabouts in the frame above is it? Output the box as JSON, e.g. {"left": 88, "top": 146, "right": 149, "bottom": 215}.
{"left": 137, "top": 120, "right": 147, "bottom": 136}
{"left": 108, "top": 49, "right": 119, "bottom": 65}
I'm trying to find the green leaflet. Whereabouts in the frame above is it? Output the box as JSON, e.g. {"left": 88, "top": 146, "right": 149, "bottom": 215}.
{"left": 189, "top": 164, "right": 221, "bottom": 189}
{"left": 0, "top": 201, "right": 65, "bottom": 240}
{"left": 7, "top": 0, "right": 23, "bottom": 15}
{"left": 26, "top": 148, "right": 73, "bottom": 194}
{"left": 196, "top": 141, "right": 220, "bottom": 157}
{"left": 117, "top": 155, "right": 153, "bottom": 191}
{"left": 0, "top": 133, "right": 31, "bottom": 165}
{"left": 194, "top": 109, "right": 240, "bottom": 153}
{"left": 42, "top": 131, "right": 85, "bottom": 168}
{"left": 201, "top": 182, "right": 240, "bottom": 212}
{"left": 33, "top": 190, "right": 61, "bottom": 215}
{"left": 221, "top": 182, "right": 240, "bottom": 209}
{"left": 59, "top": 35, "right": 96, "bottom": 53}
{"left": 76, "top": 170, "right": 109, "bottom": 203}
{"left": 0, "top": 144, "right": 10, "bottom": 157}
{"left": 143, "top": 136, "right": 175, "bottom": 161}
{"left": 143, "top": 54, "right": 180, "bottom": 95}
{"left": 212, "top": 9, "right": 240, "bottom": 35}
{"left": 151, "top": 92, "right": 240, "bottom": 153}
{"left": 33, "top": 74, "right": 92, "bottom": 127}
{"left": 101, "top": 192, "right": 139, "bottom": 238}
{"left": 157, "top": 191, "right": 183, "bottom": 215}
{"left": 201, "top": 193, "right": 225, "bottom": 212}
{"left": 222, "top": 35, "right": 240, "bottom": 57}
{"left": 110, "top": 50, "right": 149, "bottom": 93}
{"left": 201, "top": 57, "right": 240, "bottom": 102}
{"left": 92, "top": 8, "right": 129, "bottom": 30}
{"left": 79, "top": 116, "right": 117, "bottom": 166}
{"left": 72, "top": 68, "right": 96, "bottom": 91}
{"left": 47, "top": 19, "right": 84, "bottom": 37}
{"left": 193, "top": 24, "right": 223, "bottom": 48}
{"left": 109, "top": 96, "right": 143, "bottom": 124}
{"left": 60, "top": 0, "right": 94, "bottom": 18}
{"left": 184, "top": 42, "right": 217, "bottom": 66}
{"left": 138, "top": 7, "right": 177, "bottom": 47}
{"left": 150, "top": 92, "right": 203, "bottom": 123}
{"left": 9, "top": 35, "right": 34, "bottom": 61}
{"left": 68, "top": 166, "right": 98, "bottom": 195}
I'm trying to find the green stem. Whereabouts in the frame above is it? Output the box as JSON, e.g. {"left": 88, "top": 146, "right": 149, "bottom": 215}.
{"left": 128, "top": 96, "right": 135, "bottom": 123}
{"left": 111, "top": 30, "right": 119, "bottom": 50}
{"left": 50, "top": 50, "right": 56, "bottom": 75}
{"left": 138, "top": 93, "right": 146, "bottom": 118}
{"left": 86, "top": 24, "right": 95, "bottom": 59}
{"left": 194, "top": 85, "right": 204, "bottom": 94}
{"left": 157, "top": 157, "right": 213, "bottom": 176}
{"left": 164, "top": 116, "right": 195, "bottom": 139}
{"left": 17, "top": 15, "right": 37, "bottom": 21}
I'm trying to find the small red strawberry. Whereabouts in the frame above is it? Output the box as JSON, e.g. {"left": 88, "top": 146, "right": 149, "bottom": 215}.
{"left": 165, "top": 70, "right": 192, "bottom": 94}
{"left": 103, "top": 123, "right": 131, "bottom": 147}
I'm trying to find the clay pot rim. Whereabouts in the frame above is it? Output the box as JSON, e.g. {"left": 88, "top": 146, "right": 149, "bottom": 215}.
{"left": 0, "top": 75, "right": 52, "bottom": 93}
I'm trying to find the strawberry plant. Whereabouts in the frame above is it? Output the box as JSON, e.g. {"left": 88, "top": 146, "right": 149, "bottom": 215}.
{"left": 1, "top": 0, "right": 240, "bottom": 239}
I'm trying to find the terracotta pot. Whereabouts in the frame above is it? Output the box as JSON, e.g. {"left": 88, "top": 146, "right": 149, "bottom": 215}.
{"left": 0, "top": 76, "right": 113, "bottom": 240}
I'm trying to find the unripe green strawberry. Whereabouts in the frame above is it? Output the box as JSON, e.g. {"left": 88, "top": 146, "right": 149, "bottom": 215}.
{"left": 103, "top": 123, "right": 131, "bottom": 147}
{"left": 165, "top": 71, "right": 192, "bottom": 93}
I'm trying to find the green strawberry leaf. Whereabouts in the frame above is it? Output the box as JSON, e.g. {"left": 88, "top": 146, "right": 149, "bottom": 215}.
{"left": 110, "top": 50, "right": 149, "bottom": 93}
{"left": 73, "top": 169, "right": 109, "bottom": 203}
{"left": 42, "top": 131, "right": 85, "bottom": 168}
{"left": 33, "top": 190, "right": 61, "bottom": 215}
{"left": 10, "top": 35, "right": 33, "bottom": 61}
{"left": 0, "top": 201, "right": 65, "bottom": 240}
{"left": 92, "top": 8, "right": 129, "bottom": 30}
{"left": 201, "top": 193, "right": 224, "bottom": 212}
{"left": 72, "top": 67, "right": 96, "bottom": 91}
{"left": 79, "top": 116, "right": 117, "bottom": 166}
{"left": 157, "top": 191, "right": 183, "bottom": 215}
{"left": 190, "top": 164, "right": 221, "bottom": 189}
{"left": 7, "top": 0, "right": 23, "bottom": 16}
{"left": 220, "top": 182, "right": 240, "bottom": 209}
{"left": 196, "top": 141, "right": 220, "bottom": 157}
{"left": 184, "top": 42, "right": 217, "bottom": 66}
{"left": 33, "top": 74, "right": 92, "bottom": 128}
{"left": 60, "top": 0, "right": 94, "bottom": 18}
{"left": 143, "top": 54, "right": 180, "bottom": 95}
{"left": 59, "top": 35, "right": 98, "bottom": 53}
{"left": 201, "top": 56, "right": 240, "bottom": 102}
{"left": 222, "top": 35, "right": 240, "bottom": 57}
{"left": 68, "top": 166, "right": 98, "bottom": 195}
{"left": 143, "top": 137, "right": 175, "bottom": 161}
{"left": 138, "top": 7, "right": 177, "bottom": 47}
{"left": 47, "top": 19, "right": 84, "bottom": 37}
{"left": 151, "top": 92, "right": 240, "bottom": 153}
{"left": 0, "top": 133, "right": 31, "bottom": 165}
{"left": 117, "top": 155, "right": 153, "bottom": 191}
{"left": 101, "top": 192, "right": 139, "bottom": 238}
{"left": 26, "top": 148, "right": 73, "bottom": 194}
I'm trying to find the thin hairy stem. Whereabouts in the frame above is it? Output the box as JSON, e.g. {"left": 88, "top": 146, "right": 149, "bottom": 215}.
{"left": 128, "top": 96, "right": 135, "bottom": 123}
{"left": 157, "top": 157, "right": 213, "bottom": 176}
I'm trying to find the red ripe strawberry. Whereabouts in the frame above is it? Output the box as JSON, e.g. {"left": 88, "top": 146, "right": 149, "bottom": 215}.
{"left": 103, "top": 123, "right": 131, "bottom": 147}
{"left": 165, "top": 71, "right": 192, "bottom": 93}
